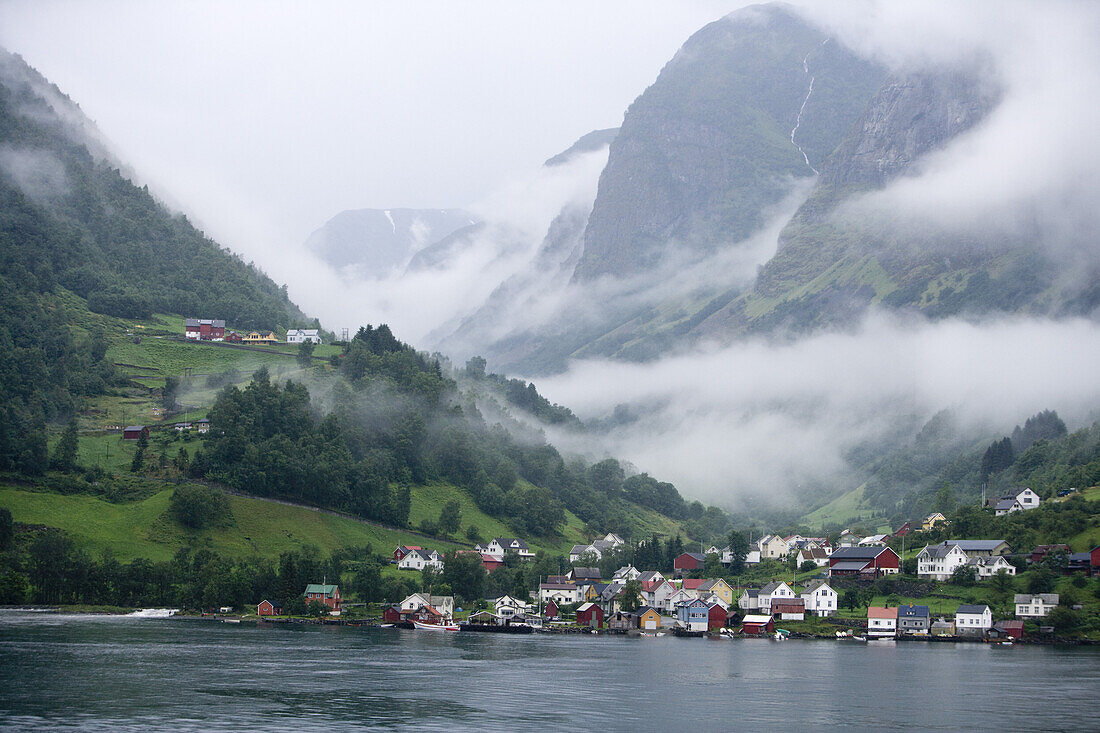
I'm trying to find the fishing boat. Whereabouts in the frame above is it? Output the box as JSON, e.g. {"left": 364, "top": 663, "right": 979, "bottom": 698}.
{"left": 413, "top": 620, "right": 459, "bottom": 632}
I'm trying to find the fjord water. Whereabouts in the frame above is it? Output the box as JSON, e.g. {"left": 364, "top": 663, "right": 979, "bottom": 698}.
{"left": 1, "top": 612, "right": 1096, "bottom": 731}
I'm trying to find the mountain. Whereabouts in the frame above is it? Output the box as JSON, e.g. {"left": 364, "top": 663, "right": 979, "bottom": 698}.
{"left": 0, "top": 48, "right": 307, "bottom": 474}
{"left": 305, "top": 208, "right": 477, "bottom": 277}
{"left": 427, "top": 2, "right": 1098, "bottom": 375}
{"left": 573, "top": 4, "right": 886, "bottom": 281}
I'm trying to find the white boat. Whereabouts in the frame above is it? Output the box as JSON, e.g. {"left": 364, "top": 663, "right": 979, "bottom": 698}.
{"left": 413, "top": 620, "right": 459, "bottom": 632}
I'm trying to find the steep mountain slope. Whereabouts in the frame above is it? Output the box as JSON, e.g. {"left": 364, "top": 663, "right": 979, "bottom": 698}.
{"left": 573, "top": 3, "right": 886, "bottom": 281}
{"left": 305, "top": 207, "right": 476, "bottom": 276}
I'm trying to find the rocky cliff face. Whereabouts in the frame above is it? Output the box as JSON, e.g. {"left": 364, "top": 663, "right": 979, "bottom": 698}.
{"left": 572, "top": 3, "right": 885, "bottom": 281}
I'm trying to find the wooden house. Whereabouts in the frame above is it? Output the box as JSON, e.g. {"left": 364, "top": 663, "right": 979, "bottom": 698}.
{"left": 676, "top": 598, "right": 710, "bottom": 632}
{"left": 828, "top": 546, "right": 900, "bottom": 578}
{"left": 543, "top": 599, "right": 560, "bottom": 620}
{"left": 771, "top": 599, "right": 805, "bottom": 621}
{"left": 800, "top": 580, "right": 837, "bottom": 617}
{"left": 304, "top": 583, "right": 341, "bottom": 613}
{"left": 992, "top": 620, "right": 1025, "bottom": 640}
{"left": 955, "top": 604, "right": 992, "bottom": 637}
{"left": 897, "top": 604, "right": 930, "bottom": 635}
{"left": 123, "top": 425, "right": 148, "bottom": 440}
{"left": 608, "top": 611, "right": 637, "bottom": 631}
{"left": 576, "top": 602, "right": 603, "bottom": 629}
{"left": 184, "top": 318, "right": 226, "bottom": 341}
{"left": 706, "top": 601, "right": 728, "bottom": 630}
{"left": 637, "top": 606, "right": 661, "bottom": 630}
{"left": 740, "top": 614, "right": 774, "bottom": 635}
{"left": 256, "top": 599, "right": 282, "bottom": 616}
{"left": 382, "top": 604, "right": 403, "bottom": 624}
{"left": 673, "top": 552, "right": 706, "bottom": 575}
{"left": 1014, "top": 594, "right": 1059, "bottom": 618}
{"left": 867, "top": 606, "right": 897, "bottom": 637}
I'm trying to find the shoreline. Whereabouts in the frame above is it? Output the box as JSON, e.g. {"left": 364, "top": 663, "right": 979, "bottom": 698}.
{"left": 4, "top": 607, "right": 1095, "bottom": 645}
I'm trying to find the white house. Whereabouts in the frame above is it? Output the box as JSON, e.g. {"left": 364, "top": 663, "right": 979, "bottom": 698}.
{"left": 665, "top": 587, "right": 697, "bottom": 613}
{"left": 738, "top": 589, "right": 761, "bottom": 612}
{"left": 286, "top": 328, "right": 322, "bottom": 344}
{"left": 969, "top": 555, "right": 1016, "bottom": 579}
{"left": 955, "top": 604, "right": 993, "bottom": 636}
{"left": 642, "top": 579, "right": 676, "bottom": 611}
{"left": 800, "top": 579, "right": 838, "bottom": 617}
{"left": 397, "top": 548, "right": 443, "bottom": 571}
{"left": 917, "top": 543, "right": 970, "bottom": 581}
{"left": 796, "top": 547, "right": 830, "bottom": 567}
{"left": 492, "top": 594, "right": 531, "bottom": 618}
{"left": 637, "top": 570, "right": 666, "bottom": 585}
{"left": 744, "top": 549, "right": 761, "bottom": 565}
{"left": 488, "top": 537, "right": 534, "bottom": 560}
{"left": 918, "top": 540, "right": 1011, "bottom": 581}
{"left": 538, "top": 582, "right": 580, "bottom": 605}
{"left": 612, "top": 565, "right": 641, "bottom": 583}
{"left": 603, "top": 533, "right": 625, "bottom": 547}
{"left": 758, "top": 535, "right": 790, "bottom": 560}
{"left": 994, "top": 488, "right": 1041, "bottom": 516}
{"left": 867, "top": 606, "right": 897, "bottom": 638}
{"left": 1014, "top": 593, "right": 1059, "bottom": 618}
{"left": 400, "top": 592, "right": 453, "bottom": 617}
{"left": 859, "top": 534, "right": 890, "bottom": 547}
{"left": 758, "top": 581, "right": 795, "bottom": 614}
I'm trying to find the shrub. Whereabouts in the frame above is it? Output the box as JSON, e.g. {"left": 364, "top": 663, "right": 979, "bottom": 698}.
{"left": 169, "top": 485, "right": 231, "bottom": 529}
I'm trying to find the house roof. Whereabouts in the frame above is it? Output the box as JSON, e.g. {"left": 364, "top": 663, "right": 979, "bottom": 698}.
{"left": 801, "top": 579, "right": 833, "bottom": 594}
{"left": 637, "top": 606, "right": 660, "bottom": 617}
{"left": 995, "top": 499, "right": 1018, "bottom": 511}
{"left": 572, "top": 567, "right": 601, "bottom": 579}
{"left": 539, "top": 583, "right": 576, "bottom": 590}
{"left": 304, "top": 584, "right": 337, "bottom": 595}
{"left": 772, "top": 599, "right": 804, "bottom": 609}
{"left": 124, "top": 425, "right": 146, "bottom": 431}
{"left": 920, "top": 543, "right": 960, "bottom": 559}
{"left": 741, "top": 588, "right": 760, "bottom": 598}
{"left": 897, "top": 605, "right": 930, "bottom": 619}
{"left": 830, "top": 561, "right": 871, "bottom": 571}
{"left": 1014, "top": 593, "right": 1059, "bottom": 604}
{"left": 576, "top": 602, "right": 598, "bottom": 612}
{"left": 760, "top": 581, "right": 788, "bottom": 595}
{"left": 698, "top": 579, "right": 726, "bottom": 592}
{"left": 569, "top": 545, "right": 590, "bottom": 555}
{"left": 956, "top": 604, "right": 990, "bottom": 615}
{"left": 637, "top": 570, "right": 662, "bottom": 582}
{"left": 741, "top": 614, "right": 772, "bottom": 624}
{"left": 830, "top": 546, "right": 893, "bottom": 561}
{"left": 678, "top": 552, "right": 706, "bottom": 562}
{"left": 493, "top": 537, "right": 529, "bottom": 550}
{"left": 867, "top": 606, "right": 897, "bottom": 619}
{"left": 995, "top": 620, "right": 1025, "bottom": 631}
{"left": 682, "top": 579, "right": 706, "bottom": 590}
{"left": 947, "top": 540, "right": 1008, "bottom": 552}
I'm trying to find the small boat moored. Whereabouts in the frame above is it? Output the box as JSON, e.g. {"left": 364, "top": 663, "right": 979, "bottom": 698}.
{"left": 413, "top": 620, "right": 459, "bottom": 632}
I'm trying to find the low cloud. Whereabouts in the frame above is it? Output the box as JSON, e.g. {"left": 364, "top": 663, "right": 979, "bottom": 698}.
{"left": 535, "top": 313, "right": 1100, "bottom": 509}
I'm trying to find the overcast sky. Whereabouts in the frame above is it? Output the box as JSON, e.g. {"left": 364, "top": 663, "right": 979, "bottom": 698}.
{"left": 0, "top": 0, "right": 741, "bottom": 268}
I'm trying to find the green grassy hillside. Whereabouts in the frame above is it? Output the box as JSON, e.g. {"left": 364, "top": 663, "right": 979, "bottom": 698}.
{"left": 0, "top": 484, "right": 463, "bottom": 562}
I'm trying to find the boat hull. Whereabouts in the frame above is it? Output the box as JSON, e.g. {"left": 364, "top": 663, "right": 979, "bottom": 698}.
{"left": 413, "top": 620, "right": 459, "bottom": 631}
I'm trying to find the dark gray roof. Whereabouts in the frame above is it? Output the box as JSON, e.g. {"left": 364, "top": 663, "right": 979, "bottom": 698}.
{"left": 830, "top": 546, "right": 893, "bottom": 561}
{"left": 897, "top": 605, "right": 930, "bottom": 618}
{"left": 995, "top": 499, "right": 1017, "bottom": 510}
{"left": 742, "top": 589, "right": 760, "bottom": 598}
{"left": 948, "top": 540, "right": 1008, "bottom": 552}
{"left": 830, "top": 561, "right": 871, "bottom": 571}
{"left": 956, "top": 604, "right": 990, "bottom": 615}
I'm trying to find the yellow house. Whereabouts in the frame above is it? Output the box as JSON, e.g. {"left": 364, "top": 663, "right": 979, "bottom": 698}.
{"left": 698, "top": 578, "right": 734, "bottom": 606}
{"left": 243, "top": 331, "right": 279, "bottom": 345}
{"left": 584, "top": 585, "right": 599, "bottom": 602}
{"left": 638, "top": 607, "right": 662, "bottom": 630}
{"left": 922, "top": 513, "right": 947, "bottom": 531}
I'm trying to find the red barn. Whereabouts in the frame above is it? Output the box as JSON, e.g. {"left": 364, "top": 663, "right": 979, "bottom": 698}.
{"left": 382, "top": 604, "right": 403, "bottom": 624}
{"left": 257, "top": 599, "right": 282, "bottom": 616}
{"left": 706, "top": 602, "right": 728, "bottom": 631}
{"left": 740, "top": 614, "right": 774, "bottom": 635}
{"left": 576, "top": 602, "right": 603, "bottom": 629}
{"left": 828, "top": 546, "right": 900, "bottom": 578}
{"left": 185, "top": 318, "right": 226, "bottom": 341}
{"left": 481, "top": 553, "right": 505, "bottom": 572}
{"left": 543, "top": 599, "right": 560, "bottom": 620}
{"left": 894, "top": 522, "right": 912, "bottom": 537}
{"left": 123, "top": 425, "right": 148, "bottom": 440}
{"left": 225, "top": 331, "right": 243, "bottom": 343}
{"left": 673, "top": 552, "right": 706, "bottom": 574}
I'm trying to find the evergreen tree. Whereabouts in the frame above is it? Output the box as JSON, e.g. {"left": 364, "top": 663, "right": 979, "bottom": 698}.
{"left": 50, "top": 419, "right": 79, "bottom": 472}
{"left": 130, "top": 432, "right": 148, "bottom": 473}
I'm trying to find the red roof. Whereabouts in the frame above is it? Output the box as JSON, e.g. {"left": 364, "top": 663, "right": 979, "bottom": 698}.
{"left": 868, "top": 606, "right": 897, "bottom": 619}
{"left": 682, "top": 579, "right": 707, "bottom": 590}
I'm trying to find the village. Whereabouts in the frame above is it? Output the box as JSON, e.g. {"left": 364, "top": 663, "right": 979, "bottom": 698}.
{"left": 247, "top": 494, "right": 1100, "bottom": 643}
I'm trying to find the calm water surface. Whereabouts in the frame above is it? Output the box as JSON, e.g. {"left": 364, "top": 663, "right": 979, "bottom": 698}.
{"left": 1, "top": 610, "right": 1097, "bottom": 731}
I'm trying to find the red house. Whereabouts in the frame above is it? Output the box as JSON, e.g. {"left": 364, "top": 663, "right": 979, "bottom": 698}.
{"left": 225, "top": 331, "right": 243, "bottom": 343}
{"left": 303, "top": 583, "right": 341, "bottom": 612}
{"left": 481, "top": 553, "right": 504, "bottom": 571}
{"left": 828, "top": 546, "right": 900, "bottom": 578}
{"left": 257, "top": 599, "right": 283, "bottom": 616}
{"left": 994, "top": 620, "right": 1025, "bottom": 640}
{"left": 382, "top": 604, "right": 403, "bottom": 624}
{"left": 184, "top": 318, "right": 226, "bottom": 341}
{"left": 706, "top": 602, "right": 728, "bottom": 631}
{"left": 1030, "top": 544, "right": 1071, "bottom": 564}
{"left": 543, "top": 599, "right": 560, "bottom": 620}
{"left": 740, "top": 614, "right": 774, "bottom": 635}
{"left": 576, "top": 602, "right": 603, "bottom": 629}
{"left": 394, "top": 545, "right": 422, "bottom": 562}
{"left": 673, "top": 552, "right": 706, "bottom": 574}
{"left": 123, "top": 425, "right": 149, "bottom": 440}
{"left": 894, "top": 522, "right": 912, "bottom": 537}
